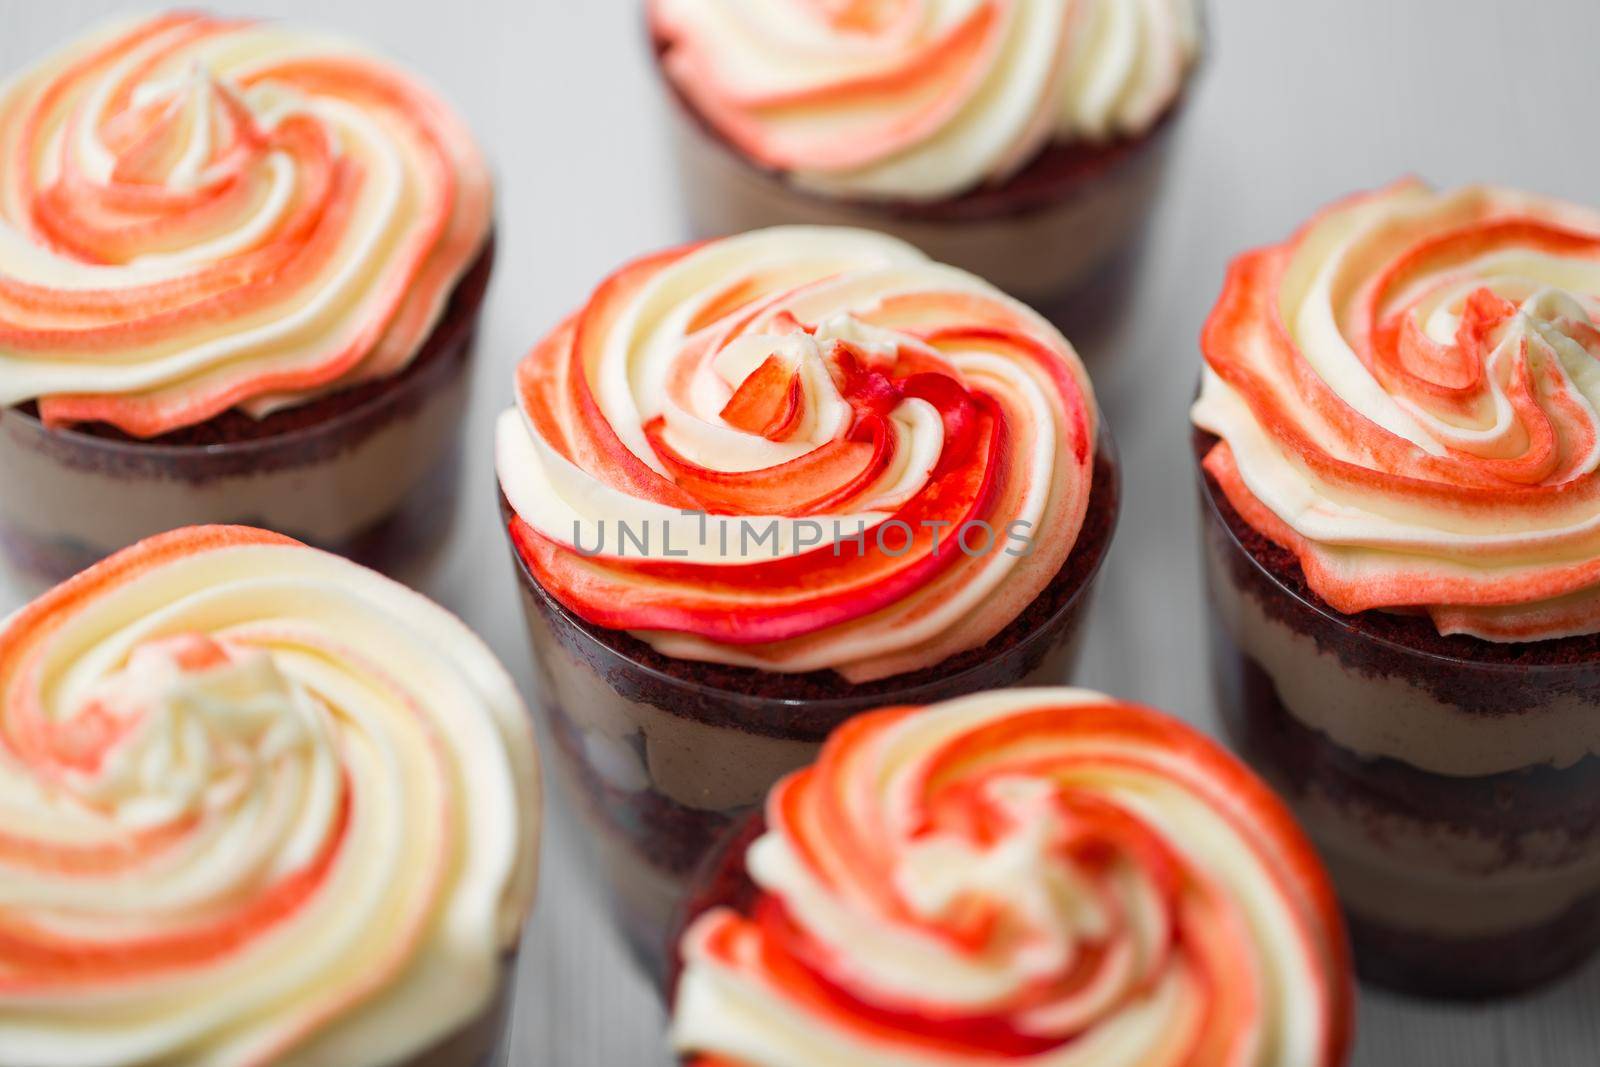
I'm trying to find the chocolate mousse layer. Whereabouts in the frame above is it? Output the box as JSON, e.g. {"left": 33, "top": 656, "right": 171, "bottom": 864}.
{"left": 1195, "top": 428, "right": 1600, "bottom": 998}
{"left": 0, "top": 238, "right": 494, "bottom": 586}
{"left": 508, "top": 443, "right": 1118, "bottom": 977}
{"left": 653, "top": 37, "right": 1184, "bottom": 318}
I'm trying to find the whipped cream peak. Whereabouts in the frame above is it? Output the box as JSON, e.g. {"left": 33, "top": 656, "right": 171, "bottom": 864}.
{"left": 59, "top": 634, "right": 318, "bottom": 829}
{"left": 497, "top": 226, "right": 1100, "bottom": 681}
{"left": 671, "top": 688, "right": 1353, "bottom": 1067}
{"left": 1194, "top": 180, "right": 1600, "bottom": 641}
{"left": 0, "top": 11, "right": 491, "bottom": 436}
{"left": 651, "top": 0, "right": 1199, "bottom": 201}
{"left": 0, "top": 526, "right": 540, "bottom": 1067}
{"left": 812, "top": 311, "right": 908, "bottom": 360}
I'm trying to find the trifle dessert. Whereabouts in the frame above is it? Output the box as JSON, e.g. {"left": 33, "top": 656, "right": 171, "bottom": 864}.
{"left": 669, "top": 688, "right": 1355, "bottom": 1066}
{"left": 1193, "top": 180, "right": 1600, "bottom": 997}
{"left": 0, "top": 525, "right": 541, "bottom": 1066}
{"left": 648, "top": 0, "right": 1201, "bottom": 315}
{"left": 496, "top": 226, "right": 1118, "bottom": 970}
{"left": 0, "top": 11, "right": 493, "bottom": 585}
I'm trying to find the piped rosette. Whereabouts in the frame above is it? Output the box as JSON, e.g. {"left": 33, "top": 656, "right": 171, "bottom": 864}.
{"left": 1193, "top": 181, "right": 1600, "bottom": 642}
{"left": 649, "top": 0, "right": 1199, "bottom": 201}
{"left": 0, "top": 11, "right": 490, "bottom": 437}
{"left": 495, "top": 227, "right": 1102, "bottom": 683}
{"left": 670, "top": 688, "right": 1354, "bottom": 1067}
{"left": 0, "top": 527, "right": 540, "bottom": 1067}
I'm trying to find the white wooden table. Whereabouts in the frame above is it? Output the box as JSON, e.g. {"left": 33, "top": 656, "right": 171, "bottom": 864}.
{"left": 3, "top": 1, "right": 1597, "bottom": 1063}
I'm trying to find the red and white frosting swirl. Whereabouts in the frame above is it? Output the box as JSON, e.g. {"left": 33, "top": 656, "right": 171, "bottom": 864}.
{"left": 495, "top": 227, "right": 1099, "bottom": 682}
{"left": 0, "top": 11, "right": 491, "bottom": 437}
{"left": 1193, "top": 181, "right": 1600, "bottom": 642}
{"left": 671, "top": 688, "right": 1353, "bottom": 1067}
{"left": 0, "top": 527, "right": 540, "bottom": 1067}
{"left": 650, "top": 0, "right": 1199, "bottom": 201}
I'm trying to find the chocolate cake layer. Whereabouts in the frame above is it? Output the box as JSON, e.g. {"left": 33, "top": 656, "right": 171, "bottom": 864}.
{"left": 1213, "top": 639, "right": 1600, "bottom": 996}
{"left": 1346, "top": 900, "right": 1600, "bottom": 1001}
{"left": 1218, "top": 650, "right": 1600, "bottom": 855}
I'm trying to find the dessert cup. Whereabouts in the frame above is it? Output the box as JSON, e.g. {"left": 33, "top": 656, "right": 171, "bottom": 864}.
{"left": 498, "top": 224, "right": 1116, "bottom": 975}
{"left": 0, "top": 525, "right": 542, "bottom": 1067}
{"left": 1197, "top": 430, "right": 1600, "bottom": 998}
{"left": 665, "top": 689, "right": 1354, "bottom": 1067}
{"left": 507, "top": 439, "right": 1117, "bottom": 976}
{"left": 1192, "top": 179, "right": 1600, "bottom": 998}
{"left": 0, "top": 241, "right": 491, "bottom": 588}
{"left": 0, "top": 11, "right": 494, "bottom": 589}
{"left": 647, "top": 1, "right": 1202, "bottom": 319}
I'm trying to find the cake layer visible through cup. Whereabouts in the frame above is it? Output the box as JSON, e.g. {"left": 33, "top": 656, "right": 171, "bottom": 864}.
{"left": 663, "top": 90, "right": 1181, "bottom": 311}
{"left": 507, "top": 442, "right": 1117, "bottom": 976}
{"left": 0, "top": 241, "right": 492, "bottom": 586}
{"left": 1197, "top": 430, "right": 1600, "bottom": 998}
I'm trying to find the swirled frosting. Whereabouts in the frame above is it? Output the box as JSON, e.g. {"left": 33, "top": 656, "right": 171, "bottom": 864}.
{"left": 650, "top": 0, "right": 1199, "bottom": 201}
{"left": 0, "top": 11, "right": 491, "bottom": 437}
{"left": 0, "top": 526, "right": 540, "bottom": 1067}
{"left": 495, "top": 226, "right": 1100, "bottom": 682}
{"left": 671, "top": 688, "right": 1353, "bottom": 1067}
{"left": 1193, "top": 181, "right": 1600, "bottom": 642}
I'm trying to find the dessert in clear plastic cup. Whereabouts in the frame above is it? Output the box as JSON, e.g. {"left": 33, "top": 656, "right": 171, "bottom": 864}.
{"left": 664, "top": 688, "right": 1354, "bottom": 1067}
{"left": 497, "top": 223, "right": 1117, "bottom": 975}
{"left": 0, "top": 242, "right": 490, "bottom": 589}
{"left": 1189, "top": 179, "right": 1600, "bottom": 999}
{"left": 0, "top": 525, "right": 541, "bottom": 1066}
{"left": 1198, "top": 435, "right": 1600, "bottom": 998}
{"left": 0, "top": 12, "right": 494, "bottom": 589}
{"left": 647, "top": 0, "right": 1201, "bottom": 319}
{"left": 504, "top": 436, "right": 1117, "bottom": 977}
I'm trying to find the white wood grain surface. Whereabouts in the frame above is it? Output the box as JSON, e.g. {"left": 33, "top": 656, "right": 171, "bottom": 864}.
{"left": 2, "top": 2, "right": 1597, "bottom": 1063}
